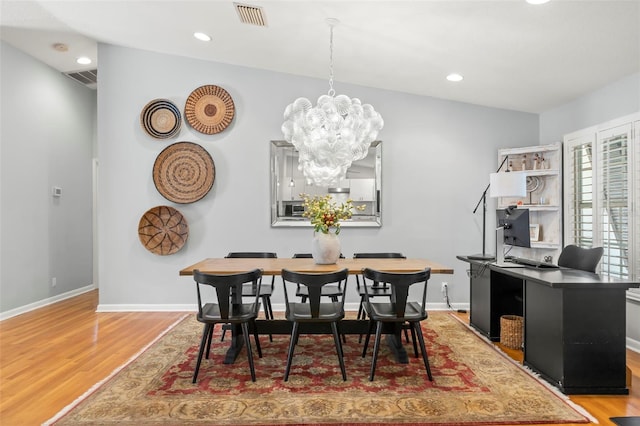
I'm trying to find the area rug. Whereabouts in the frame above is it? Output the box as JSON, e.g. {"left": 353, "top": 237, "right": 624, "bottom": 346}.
{"left": 45, "top": 312, "right": 592, "bottom": 425}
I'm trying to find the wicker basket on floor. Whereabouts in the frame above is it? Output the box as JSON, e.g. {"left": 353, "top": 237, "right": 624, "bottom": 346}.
{"left": 500, "top": 315, "right": 523, "bottom": 349}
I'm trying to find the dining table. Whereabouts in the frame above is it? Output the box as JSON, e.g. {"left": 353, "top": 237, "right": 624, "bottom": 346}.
{"left": 180, "top": 257, "right": 454, "bottom": 364}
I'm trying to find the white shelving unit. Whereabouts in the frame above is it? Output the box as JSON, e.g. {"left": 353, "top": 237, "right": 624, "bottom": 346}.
{"left": 496, "top": 143, "right": 563, "bottom": 261}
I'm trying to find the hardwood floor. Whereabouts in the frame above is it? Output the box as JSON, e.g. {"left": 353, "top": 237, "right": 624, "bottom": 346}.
{"left": 0, "top": 289, "right": 638, "bottom": 425}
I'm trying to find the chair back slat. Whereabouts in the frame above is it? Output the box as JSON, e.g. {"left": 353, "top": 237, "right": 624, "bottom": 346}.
{"left": 281, "top": 268, "right": 349, "bottom": 318}
{"left": 362, "top": 268, "right": 431, "bottom": 317}
{"left": 226, "top": 252, "right": 277, "bottom": 258}
{"left": 193, "top": 269, "right": 263, "bottom": 319}
{"left": 353, "top": 253, "right": 406, "bottom": 290}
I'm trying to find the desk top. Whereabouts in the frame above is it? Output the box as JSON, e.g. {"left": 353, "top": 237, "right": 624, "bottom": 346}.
{"left": 180, "top": 258, "right": 454, "bottom": 276}
{"left": 457, "top": 255, "right": 639, "bottom": 289}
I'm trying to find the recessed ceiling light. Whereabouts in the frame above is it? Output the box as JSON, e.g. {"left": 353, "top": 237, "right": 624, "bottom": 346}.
{"left": 76, "top": 56, "right": 92, "bottom": 65}
{"left": 194, "top": 32, "right": 212, "bottom": 42}
{"left": 526, "top": 0, "right": 550, "bottom": 4}
{"left": 446, "top": 73, "right": 464, "bottom": 82}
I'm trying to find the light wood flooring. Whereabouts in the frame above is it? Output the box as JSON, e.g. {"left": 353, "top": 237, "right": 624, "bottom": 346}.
{"left": 0, "top": 290, "right": 638, "bottom": 425}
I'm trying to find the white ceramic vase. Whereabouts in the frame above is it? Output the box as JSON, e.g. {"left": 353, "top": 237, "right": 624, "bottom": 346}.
{"left": 311, "top": 231, "right": 341, "bottom": 264}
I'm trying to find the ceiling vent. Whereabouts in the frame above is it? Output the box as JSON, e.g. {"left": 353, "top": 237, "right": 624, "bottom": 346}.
{"left": 234, "top": 3, "right": 267, "bottom": 26}
{"left": 64, "top": 69, "right": 98, "bottom": 89}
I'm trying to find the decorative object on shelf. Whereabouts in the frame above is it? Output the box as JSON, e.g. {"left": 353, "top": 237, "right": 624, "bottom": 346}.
{"left": 302, "top": 193, "right": 364, "bottom": 264}
{"left": 281, "top": 18, "right": 384, "bottom": 187}
{"left": 526, "top": 175, "right": 543, "bottom": 204}
{"left": 153, "top": 141, "right": 215, "bottom": 204}
{"left": 140, "top": 99, "right": 181, "bottom": 139}
{"left": 521, "top": 154, "right": 527, "bottom": 171}
{"left": 529, "top": 224, "right": 540, "bottom": 242}
{"left": 138, "top": 205, "right": 189, "bottom": 255}
{"left": 184, "top": 85, "right": 235, "bottom": 134}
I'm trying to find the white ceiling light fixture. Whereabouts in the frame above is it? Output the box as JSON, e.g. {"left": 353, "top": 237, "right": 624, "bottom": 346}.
{"left": 76, "top": 56, "right": 92, "bottom": 65}
{"left": 446, "top": 73, "right": 464, "bottom": 82}
{"left": 281, "top": 18, "right": 384, "bottom": 187}
{"left": 193, "top": 32, "right": 211, "bottom": 42}
{"left": 526, "top": 0, "right": 550, "bottom": 4}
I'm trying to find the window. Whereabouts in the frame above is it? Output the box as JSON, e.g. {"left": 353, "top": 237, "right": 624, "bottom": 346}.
{"left": 564, "top": 113, "right": 638, "bottom": 285}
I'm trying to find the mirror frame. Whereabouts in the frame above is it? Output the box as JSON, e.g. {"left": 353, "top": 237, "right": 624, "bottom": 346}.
{"left": 270, "top": 140, "right": 382, "bottom": 228}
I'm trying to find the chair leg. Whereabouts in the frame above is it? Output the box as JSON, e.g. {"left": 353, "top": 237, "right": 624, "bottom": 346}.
{"left": 362, "top": 319, "right": 375, "bottom": 357}
{"left": 241, "top": 322, "right": 256, "bottom": 382}
{"left": 403, "top": 325, "right": 410, "bottom": 343}
{"left": 331, "top": 322, "right": 347, "bottom": 381}
{"left": 261, "top": 296, "right": 273, "bottom": 342}
{"left": 193, "top": 323, "right": 212, "bottom": 383}
{"left": 220, "top": 325, "right": 227, "bottom": 342}
{"left": 413, "top": 322, "right": 433, "bottom": 381}
{"left": 357, "top": 296, "right": 366, "bottom": 343}
{"left": 284, "top": 322, "right": 300, "bottom": 382}
{"left": 410, "top": 324, "right": 418, "bottom": 358}
{"left": 251, "top": 319, "right": 262, "bottom": 358}
{"left": 369, "top": 321, "right": 383, "bottom": 381}
{"left": 205, "top": 324, "right": 214, "bottom": 359}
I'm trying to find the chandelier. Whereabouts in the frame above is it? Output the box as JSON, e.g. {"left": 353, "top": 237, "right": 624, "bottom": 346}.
{"left": 281, "top": 18, "right": 384, "bottom": 187}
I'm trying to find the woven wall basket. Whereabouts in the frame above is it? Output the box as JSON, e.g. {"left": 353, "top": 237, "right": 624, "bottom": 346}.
{"left": 184, "top": 85, "right": 235, "bottom": 134}
{"left": 140, "top": 99, "right": 181, "bottom": 139}
{"left": 153, "top": 141, "right": 215, "bottom": 204}
{"left": 138, "top": 205, "right": 189, "bottom": 255}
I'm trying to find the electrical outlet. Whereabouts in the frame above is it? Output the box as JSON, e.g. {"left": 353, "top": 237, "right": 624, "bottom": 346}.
{"left": 441, "top": 282, "right": 448, "bottom": 293}
{"left": 51, "top": 277, "right": 57, "bottom": 287}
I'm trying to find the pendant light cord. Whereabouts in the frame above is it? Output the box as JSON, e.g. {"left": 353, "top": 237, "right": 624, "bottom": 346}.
{"left": 328, "top": 20, "right": 336, "bottom": 97}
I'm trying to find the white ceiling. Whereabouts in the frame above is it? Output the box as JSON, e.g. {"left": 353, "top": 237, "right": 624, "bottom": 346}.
{"left": 1, "top": 0, "right": 639, "bottom": 113}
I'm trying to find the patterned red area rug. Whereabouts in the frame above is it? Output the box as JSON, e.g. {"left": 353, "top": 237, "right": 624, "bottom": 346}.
{"left": 46, "top": 312, "right": 592, "bottom": 425}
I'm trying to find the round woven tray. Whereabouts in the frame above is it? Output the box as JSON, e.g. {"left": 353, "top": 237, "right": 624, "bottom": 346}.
{"left": 138, "top": 205, "right": 189, "bottom": 255}
{"left": 184, "top": 85, "right": 235, "bottom": 134}
{"left": 153, "top": 141, "right": 215, "bottom": 204}
{"left": 140, "top": 99, "right": 181, "bottom": 139}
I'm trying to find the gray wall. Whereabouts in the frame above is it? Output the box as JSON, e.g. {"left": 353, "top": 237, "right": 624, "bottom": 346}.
{"left": 0, "top": 41, "right": 95, "bottom": 313}
{"left": 96, "top": 43, "right": 538, "bottom": 309}
{"left": 539, "top": 71, "right": 640, "bottom": 350}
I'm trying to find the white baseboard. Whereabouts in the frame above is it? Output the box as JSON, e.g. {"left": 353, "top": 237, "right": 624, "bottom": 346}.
{"left": 95, "top": 302, "right": 468, "bottom": 313}
{"left": 627, "top": 336, "right": 640, "bottom": 354}
{"left": 97, "top": 304, "right": 196, "bottom": 312}
{"left": 0, "top": 284, "right": 96, "bottom": 321}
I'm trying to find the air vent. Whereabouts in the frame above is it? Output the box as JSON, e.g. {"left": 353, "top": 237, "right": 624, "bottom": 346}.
{"left": 234, "top": 3, "right": 267, "bottom": 26}
{"left": 64, "top": 69, "right": 98, "bottom": 89}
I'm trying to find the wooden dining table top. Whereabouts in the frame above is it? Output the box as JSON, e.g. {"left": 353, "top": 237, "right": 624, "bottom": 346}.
{"left": 179, "top": 257, "right": 454, "bottom": 276}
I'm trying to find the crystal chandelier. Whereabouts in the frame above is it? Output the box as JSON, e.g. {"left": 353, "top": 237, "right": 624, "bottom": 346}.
{"left": 281, "top": 18, "right": 384, "bottom": 187}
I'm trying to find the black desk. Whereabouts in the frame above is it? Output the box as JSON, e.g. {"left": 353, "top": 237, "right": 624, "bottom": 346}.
{"left": 457, "top": 255, "right": 639, "bottom": 395}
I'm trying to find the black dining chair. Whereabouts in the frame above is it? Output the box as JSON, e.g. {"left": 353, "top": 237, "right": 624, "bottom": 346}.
{"left": 192, "top": 268, "right": 263, "bottom": 383}
{"left": 360, "top": 267, "right": 433, "bottom": 382}
{"left": 557, "top": 245, "right": 604, "bottom": 273}
{"left": 281, "top": 268, "right": 349, "bottom": 381}
{"left": 222, "top": 252, "right": 277, "bottom": 342}
{"left": 292, "top": 253, "right": 345, "bottom": 302}
{"left": 353, "top": 253, "right": 410, "bottom": 343}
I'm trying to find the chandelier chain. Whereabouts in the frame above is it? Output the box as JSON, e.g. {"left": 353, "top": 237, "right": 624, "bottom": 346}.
{"left": 328, "top": 24, "right": 335, "bottom": 97}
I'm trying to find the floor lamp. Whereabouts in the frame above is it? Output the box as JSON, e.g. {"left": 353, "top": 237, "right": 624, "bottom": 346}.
{"left": 469, "top": 157, "right": 526, "bottom": 260}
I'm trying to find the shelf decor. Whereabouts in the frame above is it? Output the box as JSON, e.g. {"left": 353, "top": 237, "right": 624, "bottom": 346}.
{"left": 153, "top": 142, "right": 215, "bottom": 204}
{"left": 138, "top": 205, "right": 189, "bottom": 255}
{"left": 184, "top": 85, "right": 235, "bottom": 135}
{"left": 496, "top": 143, "right": 562, "bottom": 256}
